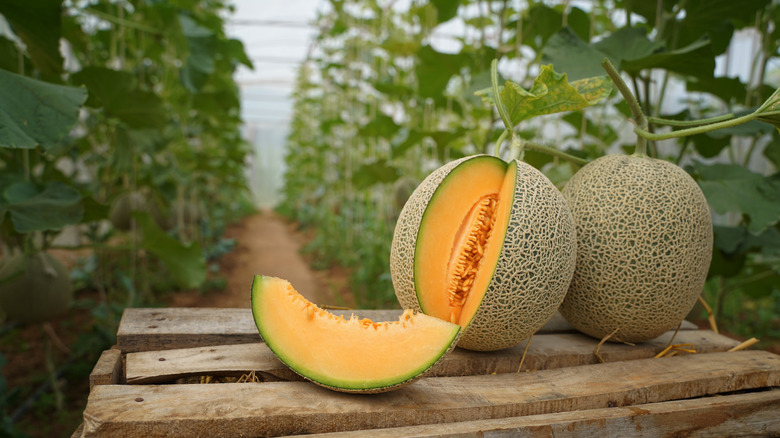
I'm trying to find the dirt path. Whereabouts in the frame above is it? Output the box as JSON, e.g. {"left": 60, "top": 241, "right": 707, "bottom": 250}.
{"left": 168, "top": 210, "right": 347, "bottom": 308}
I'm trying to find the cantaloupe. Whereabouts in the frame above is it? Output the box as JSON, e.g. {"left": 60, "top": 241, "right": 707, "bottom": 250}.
{"left": 0, "top": 251, "right": 73, "bottom": 324}
{"left": 250, "top": 275, "right": 460, "bottom": 393}
{"left": 559, "top": 154, "right": 713, "bottom": 343}
{"left": 390, "top": 155, "right": 577, "bottom": 351}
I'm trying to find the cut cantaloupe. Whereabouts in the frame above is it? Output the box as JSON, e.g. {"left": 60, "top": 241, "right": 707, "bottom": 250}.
{"left": 391, "top": 155, "right": 577, "bottom": 351}
{"left": 250, "top": 275, "right": 461, "bottom": 393}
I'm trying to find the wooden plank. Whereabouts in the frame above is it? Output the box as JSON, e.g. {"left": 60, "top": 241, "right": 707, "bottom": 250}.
{"left": 124, "top": 330, "right": 740, "bottom": 384}
{"left": 116, "top": 307, "right": 697, "bottom": 353}
{"left": 89, "top": 348, "right": 124, "bottom": 391}
{"left": 80, "top": 350, "right": 780, "bottom": 437}
{"left": 290, "top": 388, "right": 780, "bottom": 438}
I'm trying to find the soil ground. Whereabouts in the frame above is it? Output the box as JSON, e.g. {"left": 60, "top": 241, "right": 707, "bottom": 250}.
{"left": 168, "top": 210, "right": 354, "bottom": 309}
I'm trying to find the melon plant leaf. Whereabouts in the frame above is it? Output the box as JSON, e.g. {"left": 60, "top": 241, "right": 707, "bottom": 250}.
{"left": 621, "top": 36, "right": 715, "bottom": 79}
{"left": 542, "top": 27, "right": 606, "bottom": 80}
{"left": 430, "top": 0, "right": 462, "bottom": 23}
{"left": 476, "top": 65, "right": 612, "bottom": 126}
{"left": 764, "top": 134, "right": 780, "bottom": 169}
{"left": 591, "top": 26, "right": 664, "bottom": 67}
{"left": 358, "top": 114, "right": 399, "bottom": 139}
{"left": 544, "top": 26, "right": 715, "bottom": 81}
{"left": 514, "top": 5, "right": 589, "bottom": 52}
{"left": 179, "top": 14, "right": 217, "bottom": 92}
{"left": 352, "top": 159, "right": 400, "bottom": 189}
{"left": 222, "top": 38, "right": 253, "bottom": 69}
{"left": 1, "top": 181, "right": 83, "bottom": 233}
{"left": 695, "top": 163, "right": 780, "bottom": 235}
{"left": 0, "top": 36, "right": 22, "bottom": 72}
{"left": 686, "top": 76, "right": 747, "bottom": 103}
{"left": 739, "top": 266, "right": 780, "bottom": 299}
{"left": 135, "top": 212, "right": 207, "bottom": 289}
{"left": 0, "top": 68, "right": 87, "bottom": 150}
{"left": 665, "top": 0, "right": 770, "bottom": 54}
{"left": 0, "top": 0, "right": 63, "bottom": 76}
{"left": 415, "top": 45, "right": 471, "bottom": 98}
{"left": 72, "top": 67, "right": 165, "bottom": 128}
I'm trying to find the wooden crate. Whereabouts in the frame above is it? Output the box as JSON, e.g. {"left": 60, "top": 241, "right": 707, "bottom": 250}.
{"left": 74, "top": 308, "right": 780, "bottom": 437}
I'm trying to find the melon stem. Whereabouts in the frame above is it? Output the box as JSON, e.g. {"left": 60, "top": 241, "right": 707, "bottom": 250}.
{"left": 490, "top": 59, "right": 589, "bottom": 165}
{"left": 601, "top": 58, "right": 649, "bottom": 157}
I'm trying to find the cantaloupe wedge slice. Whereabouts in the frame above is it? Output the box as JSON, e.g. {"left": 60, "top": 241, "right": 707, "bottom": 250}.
{"left": 250, "top": 275, "right": 461, "bottom": 393}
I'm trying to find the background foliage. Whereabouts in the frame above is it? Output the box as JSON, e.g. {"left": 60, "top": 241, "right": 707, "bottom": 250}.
{"left": 280, "top": 0, "right": 780, "bottom": 347}
{"left": 0, "top": 0, "right": 252, "bottom": 435}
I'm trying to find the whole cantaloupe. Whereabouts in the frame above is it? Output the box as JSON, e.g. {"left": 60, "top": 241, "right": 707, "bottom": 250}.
{"left": 0, "top": 252, "right": 73, "bottom": 324}
{"left": 559, "top": 154, "right": 713, "bottom": 343}
{"left": 391, "top": 155, "right": 576, "bottom": 351}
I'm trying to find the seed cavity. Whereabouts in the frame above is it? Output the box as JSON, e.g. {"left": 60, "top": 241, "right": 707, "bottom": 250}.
{"left": 447, "top": 195, "right": 498, "bottom": 323}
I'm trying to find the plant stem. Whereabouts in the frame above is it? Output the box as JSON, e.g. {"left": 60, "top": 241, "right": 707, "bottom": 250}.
{"left": 490, "top": 59, "right": 527, "bottom": 161}
{"left": 647, "top": 113, "right": 736, "bottom": 127}
{"left": 634, "top": 112, "right": 758, "bottom": 141}
{"left": 494, "top": 129, "right": 509, "bottom": 157}
{"left": 601, "top": 58, "right": 649, "bottom": 156}
{"left": 525, "top": 141, "right": 589, "bottom": 166}
{"left": 674, "top": 137, "right": 690, "bottom": 165}
{"left": 491, "top": 59, "right": 514, "bottom": 135}
{"left": 742, "top": 136, "right": 759, "bottom": 167}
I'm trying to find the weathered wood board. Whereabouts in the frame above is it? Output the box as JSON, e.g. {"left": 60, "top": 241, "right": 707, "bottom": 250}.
{"left": 116, "top": 307, "right": 697, "bottom": 353}
{"left": 288, "top": 388, "right": 780, "bottom": 438}
{"left": 79, "top": 351, "right": 780, "bottom": 437}
{"left": 123, "top": 329, "right": 739, "bottom": 384}
{"left": 77, "top": 307, "right": 777, "bottom": 438}
{"left": 89, "top": 348, "right": 123, "bottom": 390}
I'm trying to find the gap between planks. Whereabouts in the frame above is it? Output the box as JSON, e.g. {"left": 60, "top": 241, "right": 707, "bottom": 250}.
{"left": 80, "top": 350, "right": 780, "bottom": 438}
{"left": 116, "top": 307, "right": 697, "bottom": 353}
{"left": 123, "top": 329, "right": 740, "bottom": 384}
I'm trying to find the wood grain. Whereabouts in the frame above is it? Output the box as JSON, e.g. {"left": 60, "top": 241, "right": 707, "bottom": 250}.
{"left": 288, "top": 388, "right": 780, "bottom": 438}
{"left": 116, "top": 307, "right": 697, "bottom": 353}
{"left": 124, "top": 329, "right": 740, "bottom": 384}
{"left": 89, "top": 348, "right": 123, "bottom": 391}
{"left": 81, "top": 350, "right": 780, "bottom": 437}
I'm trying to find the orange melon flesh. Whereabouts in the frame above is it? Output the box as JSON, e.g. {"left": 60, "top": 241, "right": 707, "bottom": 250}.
{"left": 250, "top": 275, "right": 460, "bottom": 393}
{"left": 414, "top": 156, "right": 516, "bottom": 328}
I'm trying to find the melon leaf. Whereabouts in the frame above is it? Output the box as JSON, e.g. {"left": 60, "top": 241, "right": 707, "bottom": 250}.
{"left": 541, "top": 27, "right": 606, "bottom": 80}
{"left": 0, "top": 0, "right": 63, "bottom": 76}
{"left": 476, "top": 64, "right": 611, "bottom": 127}
{"left": 72, "top": 67, "right": 165, "bottom": 129}
{"left": 179, "top": 14, "right": 217, "bottom": 92}
{"left": 0, "top": 181, "right": 83, "bottom": 233}
{"left": 695, "top": 163, "right": 780, "bottom": 235}
{"left": 135, "top": 212, "right": 207, "bottom": 289}
{"left": 0, "top": 68, "right": 87, "bottom": 150}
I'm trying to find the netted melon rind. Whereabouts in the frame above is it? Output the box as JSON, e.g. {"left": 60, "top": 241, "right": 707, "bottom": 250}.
{"left": 390, "top": 156, "right": 473, "bottom": 313}
{"left": 559, "top": 154, "right": 713, "bottom": 343}
{"left": 457, "top": 160, "right": 577, "bottom": 351}
{"left": 0, "top": 252, "right": 73, "bottom": 324}
{"left": 390, "top": 157, "right": 577, "bottom": 352}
